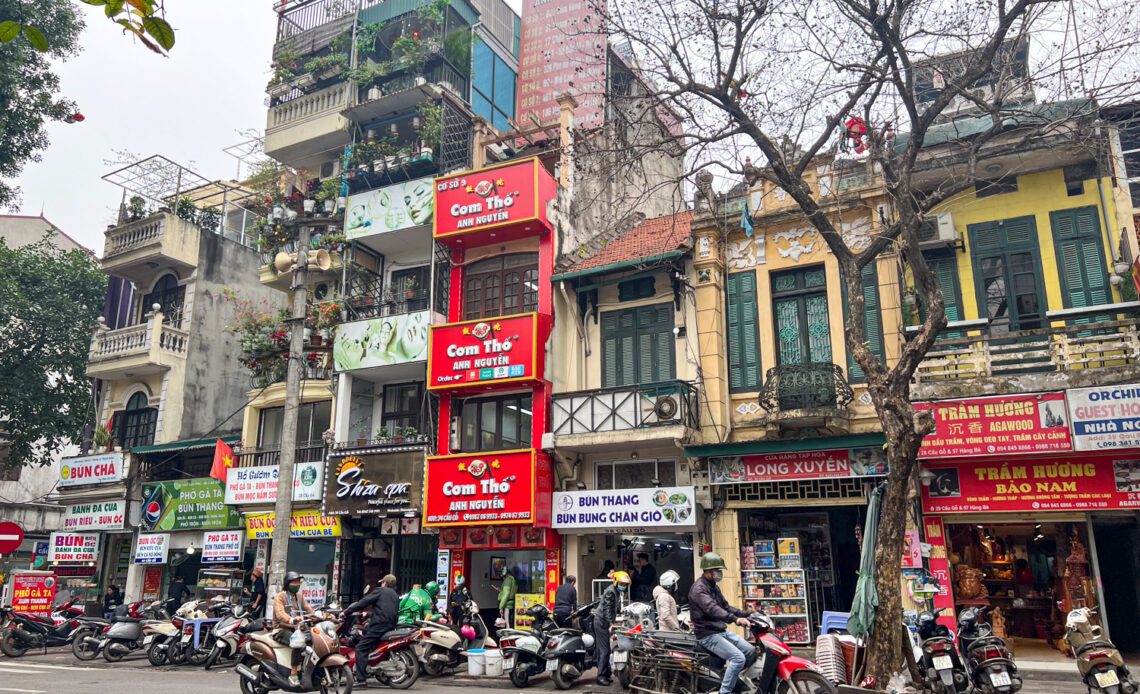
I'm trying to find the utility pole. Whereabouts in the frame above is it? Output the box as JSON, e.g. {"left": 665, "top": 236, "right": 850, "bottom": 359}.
{"left": 267, "top": 204, "right": 315, "bottom": 594}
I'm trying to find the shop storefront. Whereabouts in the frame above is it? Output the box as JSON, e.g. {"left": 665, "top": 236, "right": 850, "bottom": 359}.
{"left": 51, "top": 452, "right": 131, "bottom": 612}
{"left": 245, "top": 509, "right": 342, "bottom": 605}
{"left": 708, "top": 444, "right": 888, "bottom": 645}
{"left": 916, "top": 390, "right": 1140, "bottom": 656}
{"left": 552, "top": 486, "right": 699, "bottom": 601}
{"left": 323, "top": 446, "right": 434, "bottom": 603}
{"left": 133, "top": 476, "right": 248, "bottom": 603}
{"left": 425, "top": 449, "right": 556, "bottom": 626}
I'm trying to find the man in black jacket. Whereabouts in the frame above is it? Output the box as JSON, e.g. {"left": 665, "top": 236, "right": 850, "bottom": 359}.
{"left": 553, "top": 575, "right": 577, "bottom": 627}
{"left": 593, "top": 571, "right": 629, "bottom": 686}
{"left": 345, "top": 574, "right": 401, "bottom": 687}
{"left": 631, "top": 554, "right": 656, "bottom": 602}
{"left": 688, "top": 553, "right": 754, "bottom": 694}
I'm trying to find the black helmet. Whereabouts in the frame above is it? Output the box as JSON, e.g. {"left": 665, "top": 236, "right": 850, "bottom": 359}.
{"left": 284, "top": 571, "right": 302, "bottom": 584}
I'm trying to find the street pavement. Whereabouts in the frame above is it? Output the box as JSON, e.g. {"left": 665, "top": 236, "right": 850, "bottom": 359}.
{"left": 0, "top": 650, "right": 1086, "bottom": 693}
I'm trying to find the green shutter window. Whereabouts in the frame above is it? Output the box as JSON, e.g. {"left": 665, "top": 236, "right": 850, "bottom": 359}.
{"left": 727, "top": 272, "right": 762, "bottom": 392}
{"left": 1051, "top": 206, "right": 1110, "bottom": 330}
{"left": 600, "top": 303, "right": 676, "bottom": 387}
{"left": 771, "top": 266, "right": 832, "bottom": 367}
{"left": 919, "top": 255, "right": 965, "bottom": 339}
{"left": 842, "top": 264, "right": 885, "bottom": 381}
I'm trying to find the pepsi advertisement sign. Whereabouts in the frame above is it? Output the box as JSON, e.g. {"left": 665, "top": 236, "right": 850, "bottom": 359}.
{"left": 140, "top": 478, "right": 242, "bottom": 531}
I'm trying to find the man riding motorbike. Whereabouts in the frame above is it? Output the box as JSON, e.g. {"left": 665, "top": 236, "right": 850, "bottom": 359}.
{"left": 595, "top": 570, "right": 630, "bottom": 687}
{"left": 654, "top": 570, "right": 682, "bottom": 631}
{"left": 689, "top": 553, "right": 755, "bottom": 694}
{"left": 273, "top": 571, "right": 315, "bottom": 687}
{"left": 344, "top": 574, "right": 401, "bottom": 688}
{"left": 398, "top": 580, "right": 441, "bottom": 625}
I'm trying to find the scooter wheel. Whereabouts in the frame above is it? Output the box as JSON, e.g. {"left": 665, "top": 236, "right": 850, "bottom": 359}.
{"left": 72, "top": 630, "right": 100, "bottom": 661}
{"left": 203, "top": 644, "right": 221, "bottom": 670}
{"left": 1, "top": 630, "right": 29, "bottom": 658}
{"left": 103, "top": 640, "right": 125, "bottom": 663}
{"left": 618, "top": 666, "right": 632, "bottom": 690}
{"left": 421, "top": 645, "right": 448, "bottom": 676}
{"left": 147, "top": 640, "right": 167, "bottom": 667}
{"left": 551, "top": 661, "right": 575, "bottom": 690}
{"left": 510, "top": 658, "right": 530, "bottom": 688}
{"left": 778, "top": 670, "right": 840, "bottom": 694}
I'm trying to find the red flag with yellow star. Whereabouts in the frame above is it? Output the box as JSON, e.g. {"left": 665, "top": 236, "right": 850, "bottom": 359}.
{"left": 209, "top": 439, "right": 234, "bottom": 483}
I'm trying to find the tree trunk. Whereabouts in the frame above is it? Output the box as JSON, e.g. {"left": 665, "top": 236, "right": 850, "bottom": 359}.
{"left": 865, "top": 405, "right": 923, "bottom": 684}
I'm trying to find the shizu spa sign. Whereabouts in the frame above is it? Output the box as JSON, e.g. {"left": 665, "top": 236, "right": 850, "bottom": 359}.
{"left": 427, "top": 313, "right": 548, "bottom": 391}
{"left": 323, "top": 450, "right": 422, "bottom": 516}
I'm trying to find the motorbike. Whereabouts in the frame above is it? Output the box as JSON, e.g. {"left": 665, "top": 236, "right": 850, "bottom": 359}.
{"left": 542, "top": 601, "right": 599, "bottom": 690}
{"left": 205, "top": 605, "right": 265, "bottom": 670}
{"left": 145, "top": 599, "right": 204, "bottom": 666}
{"left": 1, "top": 599, "right": 92, "bottom": 657}
{"left": 502, "top": 603, "right": 558, "bottom": 688}
{"left": 915, "top": 611, "right": 968, "bottom": 693}
{"left": 417, "top": 597, "right": 496, "bottom": 676}
{"left": 339, "top": 615, "right": 420, "bottom": 690}
{"left": 235, "top": 612, "right": 353, "bottom": 693}
{"left": 612, "top": 602, "right": 656, "bottom": 690}
{"left": 1065, "top": 607, "right": 1137, "bottom": 694}
{"left": 98, "top": 600, "right": 169, "bottom": 662}
{"left": 631, "top": 612, "right": 837, "bottom": 694}
{"left": 957, "top": 606, "right": 1022, "bottom": 694}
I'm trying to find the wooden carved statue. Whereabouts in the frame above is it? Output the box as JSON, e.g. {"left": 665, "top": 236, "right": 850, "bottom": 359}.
{"left": 955, "top": 566, "right": 988, "bottom": 600}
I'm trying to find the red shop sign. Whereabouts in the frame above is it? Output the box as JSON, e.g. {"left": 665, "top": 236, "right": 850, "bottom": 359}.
{"left": 423, "top": 449, "right": 552, "bottom": 527}
{"left": 433, "top": 157, "right": 556, "bottom": 242}
{"left": 427, "top": 312, "right": 548, "bottom": 391}
{"left": 922, "top": 517, "right": 958, "bottom": 634}
{"left": 915, "top": 392, "right": 1071, "bottom": 458}
{"left": 920, "top": 452, "right": 1140, "bottom": 514}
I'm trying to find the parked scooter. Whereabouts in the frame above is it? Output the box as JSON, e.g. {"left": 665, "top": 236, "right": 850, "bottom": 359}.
{"left": 502, "top": 603, "right": 558, "bottom": 688}
{"left": 915, "top": 611, "right": 968, "bottom": 693}
{"left": 100, "top": 600, "right": 168, "bottom": 662}
{"left": 339, "top": 615, "right": 420, "bottom": 690}
{"left": 542, "top": 601, "right": 599, "bottom": 690}
{"left": 204, "top": 605, "right": 265, "bottom": 670}
{"left": 418, "top": 597, "right": 496, "bottom": 676}
{"left": 146, "top": 599, "right": 205, "bottom": 666}
{"left": 0, "top": 600, "right": 91, "bottom": 656}
{"left": 1065, "top": 607, "right": 1137, "bottom": 694}
{"left": 632, "top": 612, "right": 837, "bottom": 694}
{"left": 957, "top": 606, "right": 1022, "bottom": 694}
{"left": 235, "top": 612, "right": 353, "bottom": 693}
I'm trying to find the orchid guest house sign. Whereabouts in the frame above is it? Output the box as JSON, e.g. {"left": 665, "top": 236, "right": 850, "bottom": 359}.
{"left": 323, "top": 451, "right": 422, "bottom": 516}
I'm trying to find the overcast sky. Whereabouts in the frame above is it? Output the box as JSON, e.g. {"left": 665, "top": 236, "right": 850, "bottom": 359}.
{"left": 14, "top": 1, "right": 277, "bottom": 255}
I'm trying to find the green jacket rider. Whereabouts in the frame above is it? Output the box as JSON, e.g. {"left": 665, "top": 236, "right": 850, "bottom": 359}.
{"left": 397, "top": 580, "right": 441, "bottom": 625}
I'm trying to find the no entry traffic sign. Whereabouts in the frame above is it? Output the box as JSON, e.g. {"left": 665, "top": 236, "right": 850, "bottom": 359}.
{"left": 0, "top": 521, "right": 25, "bottom": 554}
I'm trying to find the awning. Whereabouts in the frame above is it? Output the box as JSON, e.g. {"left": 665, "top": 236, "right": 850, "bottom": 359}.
{"left": 130, "top": 435, "right": 240, "bottom": 455}
{"left": 684, "top": 432, "right": 885, "bottom": 457}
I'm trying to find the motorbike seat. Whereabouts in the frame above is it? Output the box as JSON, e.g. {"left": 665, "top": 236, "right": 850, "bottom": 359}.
{"left": 112, "top": 617, "right": 143, "bottom": 624}
{"left": 1075, "top": 640, "right": 1116, "bottom": 656}
{"left": 382, "top": 627, "right": 417, "bottom": 641}
{"left": 965, "top": 636, "right": 1006, "bottom": 651}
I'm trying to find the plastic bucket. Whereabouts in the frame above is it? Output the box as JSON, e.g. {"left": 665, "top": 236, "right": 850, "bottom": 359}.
{"left": 468, "top": 648, "right": 486, "bottom": 676}
{"left": 484, "top": 648, "right": 504, "bottom": 677}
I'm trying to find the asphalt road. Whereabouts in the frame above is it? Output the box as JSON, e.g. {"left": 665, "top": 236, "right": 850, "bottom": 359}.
{"left": 0, "top": 650, "right": 1087, "bottom": 694}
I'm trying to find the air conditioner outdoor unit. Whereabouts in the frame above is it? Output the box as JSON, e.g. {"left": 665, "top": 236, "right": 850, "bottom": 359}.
{"left": 640, "top": 392, "right": 680, "bottom": 425}
{"left": 917, "top": 212, "right": 957, "bottom": 249}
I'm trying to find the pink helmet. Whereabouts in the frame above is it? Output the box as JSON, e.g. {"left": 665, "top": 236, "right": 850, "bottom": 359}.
{"left": 461, "top": 625, "right": 477, "bottom": 641}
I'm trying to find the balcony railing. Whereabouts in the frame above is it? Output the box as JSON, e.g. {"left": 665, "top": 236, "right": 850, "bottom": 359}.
{"left": 912, "top": 309, "right": 1140, "bottom": 383}
{"left": 355, "top": 61, "right": 469, "bottom": 110}
{"left": 234, "top": 443, "right": 327, "bottom": 468}
{"left": 552, "top": 381, "right": 699, "bottom": 436}
{"left": 759, "top": 363, "right": 855, "bottom": 412}
{"left": 268, "top": 81, "right": 353, "bottom": 131}
{"left": 88, "top": 320, "right": 189, "bottom": 363}
{"left": 345, "top": 293, "right": 430, "bottom": 321}
{"left": 248, "top": 359, "right": 333, "bottom": 389}
{"left": 275, "top": 0, "right": 384, "bottom": 42}
{"left": 104, "top": 215, "right": 164, "bottom": 258}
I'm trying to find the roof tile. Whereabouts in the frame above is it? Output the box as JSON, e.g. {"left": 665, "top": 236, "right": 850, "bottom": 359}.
{"left": 570, "top": 210, "right": 693, "bottom": 273}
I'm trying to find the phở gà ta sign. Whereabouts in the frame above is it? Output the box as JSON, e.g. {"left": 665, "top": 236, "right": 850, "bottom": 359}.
{"left": 915, "top": 392, "right": 1071, "bottom": 458}
{"left": 433, "top": 158, "right": 554, "bottom": 239}
{"left": 427, "top": 313, "right": 547, "bottom": 390}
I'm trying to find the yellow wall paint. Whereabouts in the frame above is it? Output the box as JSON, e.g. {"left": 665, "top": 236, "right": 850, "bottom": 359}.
{"left": 933, "top": 169, "right": 1121, "bottom": 321}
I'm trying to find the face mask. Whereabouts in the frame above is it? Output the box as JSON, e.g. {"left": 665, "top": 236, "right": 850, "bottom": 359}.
{"left": 712, "top": 571, "right": 724, "bottom": 583}
{"left": 618, "top": 584, "right": 628, "bottom": 592}
{"left": 288, "top": 584, "right": 301, "bottom": 594}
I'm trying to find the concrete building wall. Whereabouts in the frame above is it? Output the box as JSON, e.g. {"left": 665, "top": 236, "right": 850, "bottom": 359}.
{"left": 180, "top": 232, "right": 288, "bottom": 441}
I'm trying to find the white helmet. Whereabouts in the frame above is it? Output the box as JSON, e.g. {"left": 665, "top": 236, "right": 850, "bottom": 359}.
{"left": 660, "top": 570, "right": 681, "bottom": 591}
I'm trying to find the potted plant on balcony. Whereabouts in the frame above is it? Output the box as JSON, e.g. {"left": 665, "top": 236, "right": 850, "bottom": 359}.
{"left": 126, "top": 195, "right": 147, "bottom": 222}
{"left": 401, "top": 426, "right": 420, "bottom": 443}
{"left": 402, "top": 277, "right": 418, "bottom": 300}
{"left": 92, "top": 426, "right": 111, "bottom": 454}
{"left": 373, "top": 426, "right": 391, "bottom": 446}
{"left": 305, "top": 52, "right": 349, "bottom": 81}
